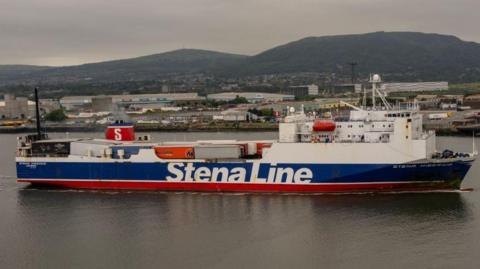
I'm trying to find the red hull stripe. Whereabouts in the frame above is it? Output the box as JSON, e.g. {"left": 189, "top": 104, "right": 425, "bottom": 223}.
{"left": 17, "top": 180, "right": 453, "bottom": 193}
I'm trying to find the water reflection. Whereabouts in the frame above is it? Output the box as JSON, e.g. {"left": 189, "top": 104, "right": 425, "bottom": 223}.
{"left": 2, "top": 134, "right": 480, "bottom": 268}
{"left": 10, "top": 189, "right": 473, "bottom": 268}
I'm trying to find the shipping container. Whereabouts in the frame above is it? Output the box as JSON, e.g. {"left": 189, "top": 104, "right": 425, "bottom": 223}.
{"left": 155, "top": 146, "right": 195, "bottom": 159}
{"left": 256, "top": 142, "right": 272, "bottom": 156}
{"left": 194, "top": 144, "right": 241, "bottom": 159}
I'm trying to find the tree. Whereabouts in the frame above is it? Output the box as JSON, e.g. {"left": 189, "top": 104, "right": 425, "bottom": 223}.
{"left": 45, "top": 109, "right": 67, "bottom": 122}
{"left": 260, "top": 108, "right": 274, "bottom": 117}
{"left": 229, "top": 96, "right": 249, "bottom": 104}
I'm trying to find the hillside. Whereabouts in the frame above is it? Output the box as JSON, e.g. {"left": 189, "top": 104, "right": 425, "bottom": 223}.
{"left": 233, "top": 32, "right": 480, "bottom": 81}
{"left": 2, "top": 32, "right": 480, "bottom": 86}
{"left": 0, "top": 65, "right": 52, "bottom": 81}
{"left": 0, "top": 49, "right": 246, "bottom": 85}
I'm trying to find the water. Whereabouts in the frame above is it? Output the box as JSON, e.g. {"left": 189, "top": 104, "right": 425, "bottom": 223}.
{"left": 1, "top": 133, "right": 480, "bottom": 269}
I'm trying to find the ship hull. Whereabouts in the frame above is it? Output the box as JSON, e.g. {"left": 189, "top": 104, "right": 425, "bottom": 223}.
{"left": 17, "top": 179, "right": 462, "bottom": 193}
{"left": 16, "top": 159, "right": 473, "bottom": 193}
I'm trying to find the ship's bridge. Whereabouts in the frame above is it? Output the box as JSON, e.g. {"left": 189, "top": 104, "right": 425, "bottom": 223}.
{"left": 349, "top": 109, "right": 419, "bottom": 122}
{"left": 279, "top": 105, "right": 425, "bottom": 145}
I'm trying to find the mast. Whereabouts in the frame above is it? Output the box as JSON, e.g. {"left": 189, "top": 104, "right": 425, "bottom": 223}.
{"left": 349, "top": 62, "right": 357, "bottom": 84}
{"left": 369, "top": 74, "right": 383, "bottom": 110}
{"left": 34, "top": 87, "right": 42, "bottom": 139}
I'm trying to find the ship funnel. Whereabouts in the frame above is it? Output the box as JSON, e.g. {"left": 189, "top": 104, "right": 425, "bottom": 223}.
{"left": 105, "top": 120, "right": 135, "bottom": 141}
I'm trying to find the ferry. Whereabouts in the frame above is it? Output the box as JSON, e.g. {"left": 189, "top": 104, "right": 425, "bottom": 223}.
{"left": 15, "top": 75, "right": 477, "bottom": 193}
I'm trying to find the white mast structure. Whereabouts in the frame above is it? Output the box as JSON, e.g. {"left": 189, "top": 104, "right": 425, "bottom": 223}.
{"left": 369, "top": 74, "right": 392, "bottom": 110}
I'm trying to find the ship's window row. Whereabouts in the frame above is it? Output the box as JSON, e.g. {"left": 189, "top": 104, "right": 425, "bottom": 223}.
{"left": 385, "top": 112, "right": 411, "bottom": 118}
{"left": 338, "top": 124, "right": 395, "bottom": 128}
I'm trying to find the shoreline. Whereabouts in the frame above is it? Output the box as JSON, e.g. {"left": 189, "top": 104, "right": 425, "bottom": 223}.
{"left": 0, "top": 124, "right": 476, "bottom": 136}
{"left": 0, "top": 124, "right": 279, "bottom": 134}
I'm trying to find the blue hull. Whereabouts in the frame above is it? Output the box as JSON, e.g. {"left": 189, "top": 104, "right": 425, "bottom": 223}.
{"left": 16, "top": 160, "right": 473, "bottom": 192}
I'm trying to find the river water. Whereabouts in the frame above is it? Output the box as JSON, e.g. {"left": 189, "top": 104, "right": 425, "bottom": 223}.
{"left": 1, "top": 133, "right": 479, "bottom": 269}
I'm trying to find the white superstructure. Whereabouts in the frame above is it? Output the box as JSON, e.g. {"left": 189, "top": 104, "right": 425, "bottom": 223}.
{"left": 272, "top": 74, "right": 437, "bottom": 164}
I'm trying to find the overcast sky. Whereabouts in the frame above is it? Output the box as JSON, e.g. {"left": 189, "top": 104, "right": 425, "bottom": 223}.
{"left": 1, "top": 0, "right": 479, "bottom": 66}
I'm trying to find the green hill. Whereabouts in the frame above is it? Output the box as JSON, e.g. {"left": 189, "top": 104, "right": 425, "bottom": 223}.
{"left": 0, "top": 65, "right": 51, "bottom": 81}
{"left": 231, "top": 32, "right": 480, "bottom": 81}
{"left": 0, "top": 49, "right": 246, "bottom": 85}
{"left": 244, "top": 32, "right": 480, "bottom": 81}
{"left": 2, "top": 32, "right": 480, "bottom": 85}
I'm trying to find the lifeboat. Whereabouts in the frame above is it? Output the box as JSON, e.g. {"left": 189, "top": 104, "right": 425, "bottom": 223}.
{"left": 312, "top": 120, "right": 336, "bottom": 132}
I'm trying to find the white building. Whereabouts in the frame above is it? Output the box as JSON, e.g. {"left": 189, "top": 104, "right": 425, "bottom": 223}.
{"left": 207, "top": 92, "right": 294, "bottom": 103}
{"left": 380, "top": 82, "right": 448, "bottom": 93}
{"left": 212, "top": 109, "right": 258, "bottom": 121}
{"left": 0, "top": 94, "right": 35, "bottom": 119}
{"left": 307, "top": 84, "right": 319, "bottom": 95}
{"left": 60, "top": 93, "right": 204, "bottom": 111}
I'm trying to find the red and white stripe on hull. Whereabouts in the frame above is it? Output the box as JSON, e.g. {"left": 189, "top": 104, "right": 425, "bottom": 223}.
{"left": 17, "top": 179, "right": 453, "bottom": 193}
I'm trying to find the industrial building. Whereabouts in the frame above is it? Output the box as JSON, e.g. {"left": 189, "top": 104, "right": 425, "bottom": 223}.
{"left": 207, "top": 92, "right": 294, "bottom": 103}
{"left": 353, "top": 82, "right": 448, "bottom": 94}
{"left": 380, "top": 82, "right": 448, "bottom": 93}
{"left": 0, "top": 94, "right": 35, "bottom": 119}
{"left": 60, "top": 93, "right": 205, "bottom": 111}
{"left": 414, "top": 94, "right": 463, "bottom": 110}
{"left": 39, "top": 99, "right": 61, "bottom": 113}
{"left": 284, "top": 85, "right": 319, "bottom": 97}
{"left": 316, "top": 98, "right": 361, "bottom": 109}
{"left": 212, "top": 110, "right": 258, "bottom": 122}
{"left": 91, "top": 96, "right": 114, "bottom": 112}
{"left": 333, "top": 84, "right": 362, "bottom": 93}
{"left": 463, "top": 94, "right": 480, "bottom": 109}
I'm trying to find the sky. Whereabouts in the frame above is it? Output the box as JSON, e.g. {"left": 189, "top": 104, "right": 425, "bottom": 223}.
{"left": 1, "top": 0, "right": 479, "bottom": 66}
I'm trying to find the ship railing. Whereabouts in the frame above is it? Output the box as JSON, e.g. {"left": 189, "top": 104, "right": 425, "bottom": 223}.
{"left": 23, "top": 153, "right": 70, "bottom": 158}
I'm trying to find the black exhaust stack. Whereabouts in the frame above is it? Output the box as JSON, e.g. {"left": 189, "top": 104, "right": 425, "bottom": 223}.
{"left": 34, "top": 87, "right": 42, "bottom": 139}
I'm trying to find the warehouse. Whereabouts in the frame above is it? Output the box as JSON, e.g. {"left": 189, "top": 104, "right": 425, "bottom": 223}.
{"left": 207, "top": 92, "right": 294, "bottom": 103}
{"left": 60, "top": 93, "right": 205, "bottom": 111}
